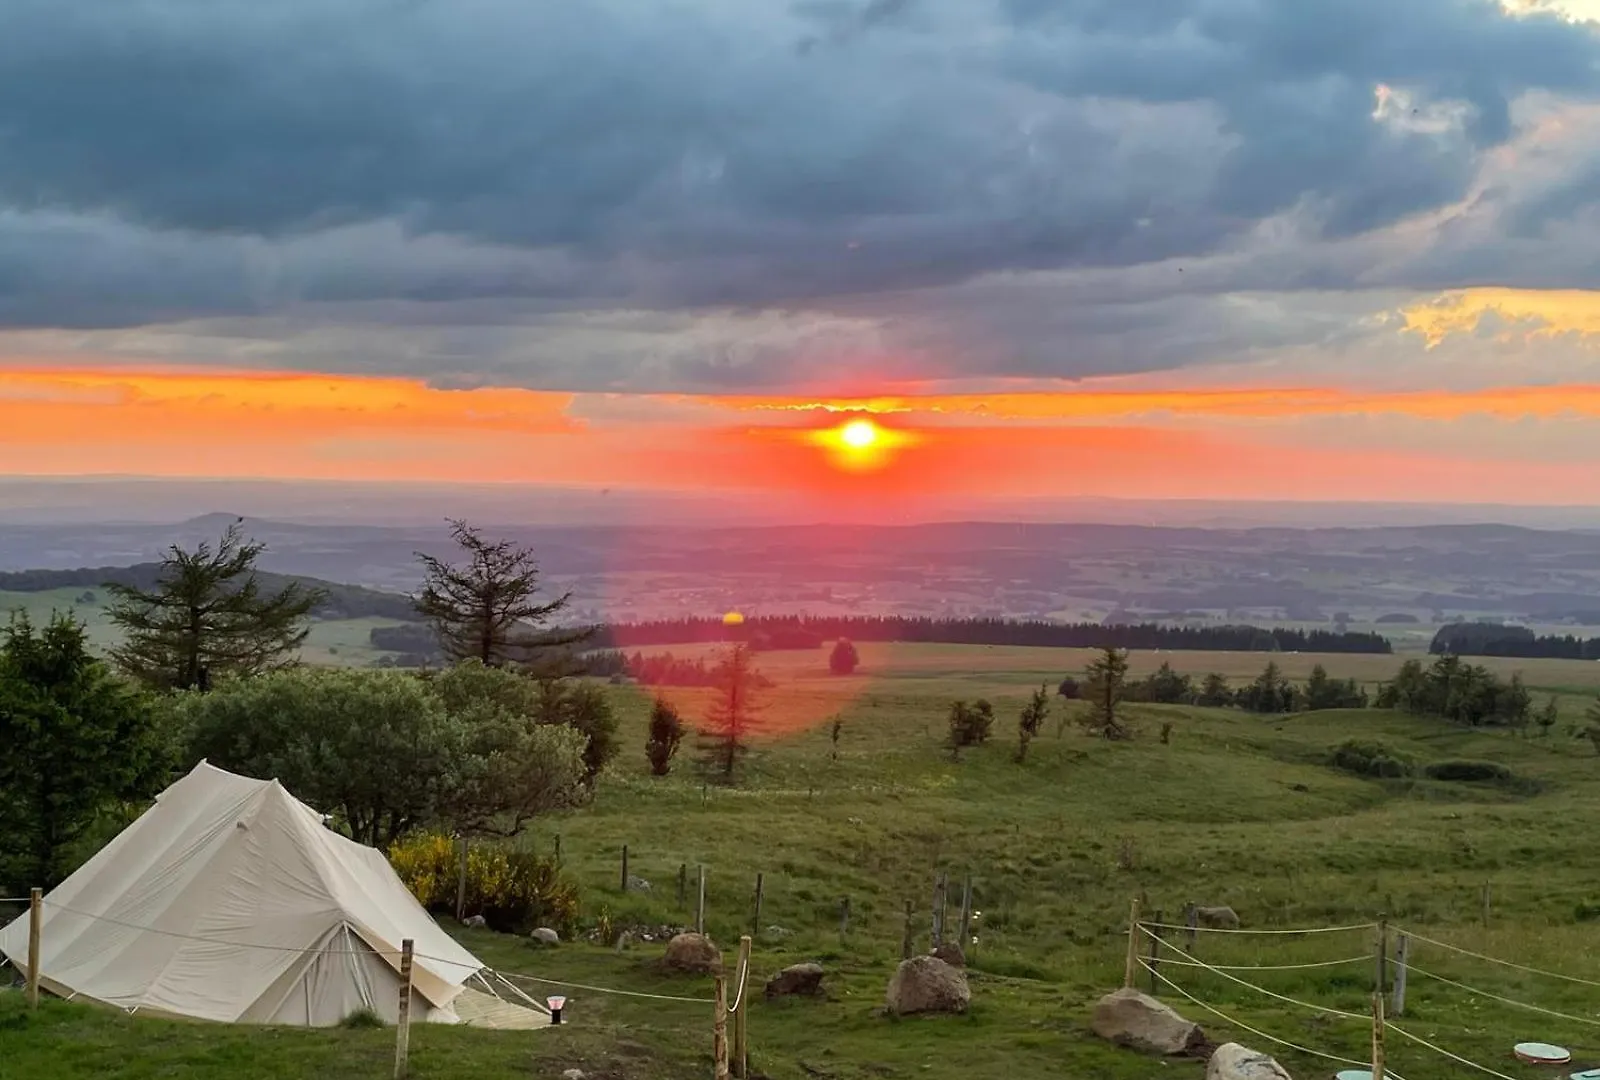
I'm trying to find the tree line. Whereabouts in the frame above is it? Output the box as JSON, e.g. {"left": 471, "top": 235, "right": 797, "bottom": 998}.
{"left": 587, "top": 615, "right": 1393, "bottom": 654}
{"left": 1430, "top": 621, "right": 1600, "bottom": 660}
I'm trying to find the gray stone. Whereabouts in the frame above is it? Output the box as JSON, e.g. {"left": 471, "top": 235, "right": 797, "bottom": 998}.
{"left": 1195, "top": 905, "right": 1241, "bottom": 929}
{"left": 562, "top": 1069, "right": 586, "bottom": 1080}
{"left": 1091, "top": 988, "right": 1204, "bottom": 1055}
{"left": 1206, "top": 1043, "right": 1293, "bottom": 1080}
{"left": 885, "top": 955, "right": 970, "bottom": 1015}
{"left": 461, "top": 914, "right": 487, "bottom": 929}
{"left": 531, "top": 927, "right": 560, "bottom": 945}
{"left": 627, "top": 875, "right": 652, "bottom": 892}
{"left": 765, "top": 963, "right": 825, "bottom": 999}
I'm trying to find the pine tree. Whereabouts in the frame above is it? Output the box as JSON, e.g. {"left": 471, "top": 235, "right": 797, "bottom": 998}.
{"left": 697, "top": 645, "right": 764, "bottom": 781}
{"left": 106, "top": 522, "right": 323, "bottom": 690}
{"left": 646, "top": 697, "right": 685, "bottom": 776}
{"left": 1016, "top": 683, "right": 1050, "bottom": 762}
{"left": 414, "top": 520, "right": 584, "bottom": 668}
{"left": 1081, "top": 647, "right": 1131, "bottom": 739}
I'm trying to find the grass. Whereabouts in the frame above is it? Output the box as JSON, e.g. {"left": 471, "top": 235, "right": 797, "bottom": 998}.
{"left": 8, "top": 644, "right": 1600, "bottom": 1079}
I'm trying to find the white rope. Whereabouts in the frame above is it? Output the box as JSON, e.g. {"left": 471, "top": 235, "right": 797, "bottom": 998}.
{"left": 0, "top": 897, "right": 31, "bottom": 904}
{"left": 1142, "top": 920, "right": 1377, "bottom": 936}
{"left": 1387, "top": 1021, "right": 1521, "bottom": 1080}
{"left": 493, "top": 968, "right": 711, "bottom": 1004}
{"left": 1143, "top": 929, "right": 1369, "bottom": 1021}
{"left": 1400, "top": 927, "right": 1600, "bottom": 990}
{"left": 1404, "top": 962, "right": 1600, "bottom": 1029}
{"left": 1137, "top": 959, "right": 1378, "bottom": 1072}
{"left": 1154, "top": 954, "right": 1370, "bottom": 972}
{"left": 725, "top": 950, "right": 752, "bottom": 1013}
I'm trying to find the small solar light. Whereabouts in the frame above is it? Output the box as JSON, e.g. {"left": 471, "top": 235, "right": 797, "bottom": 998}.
{"left": 547, "top": 996, "right": 566, "bottom": 1024}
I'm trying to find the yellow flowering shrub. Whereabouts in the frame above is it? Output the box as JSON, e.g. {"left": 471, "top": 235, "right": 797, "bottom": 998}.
{"left": 389, "top": 832, "right": 579, "bottom": 935}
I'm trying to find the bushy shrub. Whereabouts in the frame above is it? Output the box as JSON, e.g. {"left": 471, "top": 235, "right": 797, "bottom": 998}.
{"left": 947, "top": 699, "right": 995, "bottom": 748}
{"left": 1423, "top": 760, "right": 1512, "bottom": 783}
{"left": 390, "top": 832, "right": 579, "bottom": 935}
{"left": 1330, "top": 739, "right": 1414, "bottom": 778}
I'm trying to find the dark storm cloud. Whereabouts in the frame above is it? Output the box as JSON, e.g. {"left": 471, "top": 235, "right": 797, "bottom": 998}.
{"left": 2, "top": 0, "right": 1600, "bottom": 387}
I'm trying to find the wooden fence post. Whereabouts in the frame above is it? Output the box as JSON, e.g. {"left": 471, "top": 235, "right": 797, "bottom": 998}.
{"left": 901, "top": 899, "right": 915, "bottom": 959}
{"left": 1184, "top": 902, "right": 1198, "bottom": 954}
{"left": 697, "top": 865, "right": 707, "bottom": 935}
{"left": 678, "top": 863, "right": 688, "bottom": 907}
{"left": 751, "top": 873, "right": 764, "bottom": 938}
{"left": 1374, "top": 917, "right": 1388, "bottom": 994}
{"left": 1391, "top": 933, "right": 1409, "bottom": 1017}
{"left": 839, "top": 896, "right": 850, "bottom": 940}
{"left": 1480, "top": 883, "right": 1491, "bottom": 929}
{"left": 621, "top": 844, "right": 630, "bottom": 892}
{"left": 554, "top": 833, "right": 562, "bottom": 866}
{"left": 455, "top": 835, "right": 470, "bottom": 922}
{"left": 958, "top": 876, "right": 973, "bottom": 944}
{"left": 732, "top": 935, "right": 752, "bottom": 1079}
{"left": 394, "top": 939, "right": 415, "bottom": 1080}
{"left": 1147, "top": 909, "right": 1163, "bottom": 995}
{"left": 932, "top": 873, "right": 946, "bottom": 948}
{"left": 1370, "top": 991, "right": 1387, "bottom": 1080}
{"left": 1124, "top": 896, "right": 1143, "bottom": 989}
{"left": 27, "top": 887, "right": 41, "bottom": 1010}
{"left": 713, "top": 970, "right": 730, "bottom": 1080}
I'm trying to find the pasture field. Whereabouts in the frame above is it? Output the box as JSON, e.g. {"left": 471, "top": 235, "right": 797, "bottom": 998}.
{"left": 7, "top": 644, "right": 1600, "bottom": 1079}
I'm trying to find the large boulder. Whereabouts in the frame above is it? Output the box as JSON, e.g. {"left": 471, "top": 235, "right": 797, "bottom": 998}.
{"left": 662, "top": 932, "right": 723, "bottom": 975}
{"left": 1195, "top": 905, "right": 1241, "bottom": 929}
{"left": 1091, "top": 988, "right": 1205, "bottom": 1055}
{"left": 885, "top": 955, "right": 970, "bottom": 1015}
{"left": 1206, "top": 1043, "right": 1293, "bottom": 1080}
{"left": 765, "top": 963, "right": 825, "bottom": 999}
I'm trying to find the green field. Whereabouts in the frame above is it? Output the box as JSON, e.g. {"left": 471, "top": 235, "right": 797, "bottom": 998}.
{"left": 7, "top": 644, "right": 1600, "bottom": 1079}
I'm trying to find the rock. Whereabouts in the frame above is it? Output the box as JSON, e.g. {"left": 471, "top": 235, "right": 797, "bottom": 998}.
{"left": 884, "top": 955, "right": 970, "bottom": 1015}
{"left": 1195, "top": 905, "right": 1241, "bottom": 929}
{"left": 1091, "top": 988, "right": 1204, "bottom": 1055}
{"left": 930, "top": 942, "right": 966, "bottom": 967}
{"left": 766, "top": 925, "right": 794, "bottom": 939}
{"left": 615, "top": 931, "right": 635, "bottom": 952}
{"left": 627, "top": 875, "right": 652, "bottom": 892}
{"left": 531, "top": 927, "right": 561, "bottom": 945}
{"left": 765, "top": 963, "right": 826, "bottom": 999}
{"left": 562, "top": 1070, "right": 586, "bottom": 1080}
{"left": 1206, "top": 1043, "right": 1293, "bottom": 1080}
{"left": 662, "top": 932, "right": 723, "bottom": 975}
{"left": 461, "top": 914, "right": 487, "bottom": 929}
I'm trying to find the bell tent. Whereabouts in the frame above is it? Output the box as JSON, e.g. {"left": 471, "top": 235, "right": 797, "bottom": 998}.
{"left": 0, "top": 762, "right": 506, "bottom": 1026}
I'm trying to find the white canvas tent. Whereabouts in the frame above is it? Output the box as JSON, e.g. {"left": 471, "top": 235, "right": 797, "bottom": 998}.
{"left": 0, "top": 762, "right": 504, "bottom": 1026}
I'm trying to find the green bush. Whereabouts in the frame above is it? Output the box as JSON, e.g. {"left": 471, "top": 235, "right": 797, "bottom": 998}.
{"left": 1330, "top": 739, "right": 1414, "bottom": 778}
{"left": 947, "top": 699, "right": 995, "bottom": 748}
{"left": 390, "top": 832, "right": 579, "bottom": 935}
{"left": 1574, "top": 901, "right": 1600, "bottom": 923}
{"left": 1423, "top": 760, "right": 1512, "bottom": 783}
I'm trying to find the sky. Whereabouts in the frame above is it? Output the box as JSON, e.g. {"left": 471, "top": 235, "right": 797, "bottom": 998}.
{"left": 7, "top": 0, "right": 1600, "bottom": 513}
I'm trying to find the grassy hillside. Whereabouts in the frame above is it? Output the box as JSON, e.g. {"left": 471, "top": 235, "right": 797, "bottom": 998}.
{"left": 6, "top": 645, "right": 1600, "bottom": 1079}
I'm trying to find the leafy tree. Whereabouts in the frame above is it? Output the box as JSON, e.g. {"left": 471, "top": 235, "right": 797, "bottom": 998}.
{"left": 1304, "top": 664, "right": 1369, "bottom": 711}
{"left": 1537, "top": 696, "right": 1560, "bottom": 738}
{"left": 829, "top": 638, "right": 860, "bottom": 675}
{"left": 1196, "top": 673, "right": 1233, "bottom": 708}
{"left": 1081, "top": 647, "right": 1131, "bottom": 739}
{"left": 1057, "top": 676, "right": 1081, "bottom": 700}
{"left": 646, "top": 697, "right": 685, "bottom": 776}
{"left": 176, "top": 666, "right": 587, "bottom": 847}
{"left": 1237, "top": 661, "right": 1295, "bottom": 714}
{"left": 1016, "top": 684, "right": 1049, "bottom": 763}
{"left": 1130, "top": 661, "right": 1192, "bottom": 704}
{"left": 414, "top": 520, "right": 583, "bottom": 668}
{"left": 106, "top": 523, "right": 323, "bottom": 690}
{"left": 0, "top": 614, "right": 169, "bottom": 889}
{"left": 697, "top": 644, "right": 764, "bottom": 781}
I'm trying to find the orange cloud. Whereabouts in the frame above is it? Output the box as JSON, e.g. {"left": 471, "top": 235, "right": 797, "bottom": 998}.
{"left": 1401, "top": 288, "right": 1600, "bottom": 348}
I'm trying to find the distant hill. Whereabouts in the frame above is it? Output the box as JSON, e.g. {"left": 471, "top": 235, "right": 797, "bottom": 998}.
{"left": 0, "top": 565, "right": 418, "bottom": 621}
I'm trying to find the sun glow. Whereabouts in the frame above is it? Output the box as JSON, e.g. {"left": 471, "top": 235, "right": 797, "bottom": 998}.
{"left": 803, "top": 415, "right": 917, "bottom": 471}
{"left": 839, "top": 418, "right": 881, "bottom": 449}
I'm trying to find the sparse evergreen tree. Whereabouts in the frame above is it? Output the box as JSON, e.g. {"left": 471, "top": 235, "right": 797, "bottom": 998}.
{"left": 1016, "top": 683, "right": 1050, "bottom": 762}
{"left": 106, "top": 522, "right": 323, "bottom": 690}
{"left": 414, "top": 520, "right": 583, "bottom": 668}
{"left": 829, "top": 638, "right": 860, "bottom": 675}
{"left": 645, "top": 697, "right": 685, "bottom": 776}
{"left": 696, "top": 644, "right": 764, "bottom": 781}
{"left": 1537, "top": 696, "right": 1560, "bottom": 738}
{"left": 1585, "top": 695, "right": 1600, "bottom": 754}
{"left": 1197, "top": 672, "right": 1233, "bottom": 708}
{"left": 1081, "top": 647, "right": 1131, "bottom": 739}
{"left": 830, "top": 714, "right": 844, "bottom": 760}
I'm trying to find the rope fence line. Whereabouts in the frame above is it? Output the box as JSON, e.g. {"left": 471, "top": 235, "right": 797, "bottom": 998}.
{"left": 1135, "top": 958, "right": 1383, "bottom": 1075}
{"left": 1141, "top": 928, "right": 1370, "bottom": 1021}
{"left": 1402, "top": 962, "right": 1600, "bottom": 1030}
{"left": 0, "top": 898, "right": 30, "bottom": 904}
{"left": 724, "top": 950, "right": 752, "bottom": 1014}
{"left": 1387, "top": 1022, "right": 1521, "bottom": 1080}
{"left": 1398, "top": 926, "right": 1600, "bottom": 990}
{"left": 1141, "top": 920, "right": 1377, "bottom": 936}
{"left": 493, "top": 969, "right": 710, "bottom": 1005}
{"left": 1152, "top": 953, "right": 1371, "bottom": 972}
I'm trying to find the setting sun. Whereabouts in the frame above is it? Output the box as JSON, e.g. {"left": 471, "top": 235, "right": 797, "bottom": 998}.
{"left": 840, "top": 418, "right": 881, "bottom": 449}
